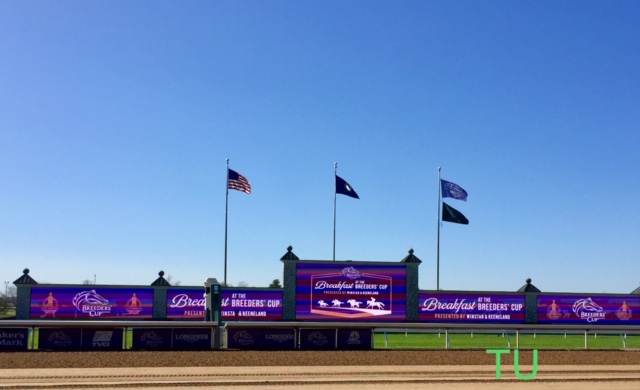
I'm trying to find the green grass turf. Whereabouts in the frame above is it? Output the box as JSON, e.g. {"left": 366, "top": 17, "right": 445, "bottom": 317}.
{"left": 0, "top": 309, "right": 16, "bottom": 319}
{"left": 373, "top": 332, "right": 640, "bottom": 349}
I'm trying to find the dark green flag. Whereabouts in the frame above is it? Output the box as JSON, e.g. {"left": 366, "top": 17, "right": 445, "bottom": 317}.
{"left": 442, "top": 202, "right": 469, "bottom": 225}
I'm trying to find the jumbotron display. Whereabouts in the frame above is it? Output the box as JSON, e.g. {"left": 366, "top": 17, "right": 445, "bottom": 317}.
{"left": 166, "top": 288, "right": 283, "bottom": 321}
{"left": 296, "top": 263, "right": 407, "bottom": 321}
{"left": 418, "top": 293, "right": 525, "bottom": 323}
{"left": 30, "top": 287, "right": 153, "bottom": 319}
{"left": 537, "top": 294, "right": 640, "bottom": 325}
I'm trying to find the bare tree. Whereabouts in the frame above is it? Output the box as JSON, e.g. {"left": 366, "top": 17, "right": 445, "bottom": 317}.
{"left": 166, "top": 274, "right": 181, "bottom": 286}
{"left": 82, "top": 279, "right": 94, "bottom": 285}
{"left": 236, "top": 281, "right": 249, "bottom": 287}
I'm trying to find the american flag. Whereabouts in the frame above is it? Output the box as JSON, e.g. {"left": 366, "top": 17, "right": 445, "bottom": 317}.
{"left": 228, "top": 169, "right": 251, "bottom": 194}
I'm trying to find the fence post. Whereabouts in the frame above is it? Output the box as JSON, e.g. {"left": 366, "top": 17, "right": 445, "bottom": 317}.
{"left": 584, "top": 330, "right": 588, "bottom": 350}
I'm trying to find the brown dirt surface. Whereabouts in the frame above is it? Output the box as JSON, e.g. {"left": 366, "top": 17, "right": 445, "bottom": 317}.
{"left": 1, "top": 349, "right": 640, "bottom": 369}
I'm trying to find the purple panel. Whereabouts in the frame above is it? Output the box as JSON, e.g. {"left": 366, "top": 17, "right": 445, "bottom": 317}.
{"left": 172, "top": 328, "right": 212, "bottom": 350}
{"left": 227, "top": 328, "right": 260, "bottom": 349}
{"left": 166, "top": 289, "right": 206, "bottom": 320}
{"left": 166, "top": 288, "right": 283, "bottom": 321}
{"left": 221, "top": 290, "right": 283, "bottom": 321}
{"left": 299, "top": 329, "right": 336, "bottom": 350}
{"left": 227, "top": 328, "right": 295, "bottom": 350}
{"left": 296, "top": 263, "right": 407, "bottom": 321}
{"left": 261, "top": 328, "right": 296, "bottom": 350}
{"left": 336, "top": 328, "right": 372, "bottom": 350}
{"left": 131, "top": 328, "right": 172, "bottom": 350}
{"left": 30, "top": 287, "right": 154, "bottom": 320}
{"left": 39, "top": 328, "right": 82, "bottom": 350}
{"left": 537, "top": 295, "right": 640, "bottom": 325}
{"left": 0, "top": 328, "right": 29, "bottom": 350}
{"left": 418, "top": 293, "right": 526, "bottom": 323}
{"left": 81, "top": 329, "right": 124, "bottom": 350}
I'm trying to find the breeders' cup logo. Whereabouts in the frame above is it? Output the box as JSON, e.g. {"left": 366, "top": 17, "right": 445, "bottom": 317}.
{"left": 232, "top": 330, "right": 255, "bottom": 346}
{"left": 616, "top": 301, "right": 632, "bottom": 321}
{"left": 341, "top": 267, "right": 361, "bottom": 279}
{"left": 572, "top": 298, "right": 605, "bottom": 323}
{"left": 48, "top": 331, "right": 73, "bottom": 348}
{"left": 72, "top": 290, "right": 112, "bottom": 317}
{"left": 307, "top": 331, "right": 328, "bottom": 346}
{"left": 140, "top": 331, "right": 164, "bottom": 347}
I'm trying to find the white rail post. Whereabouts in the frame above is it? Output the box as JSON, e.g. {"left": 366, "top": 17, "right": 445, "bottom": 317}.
{"left": 584, "top": 330, "right": 588, "bottom": 350}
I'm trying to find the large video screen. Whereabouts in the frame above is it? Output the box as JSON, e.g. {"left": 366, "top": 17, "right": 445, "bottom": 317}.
{"left": 537, "top": 294, "right": 640, "bottom": 325}
{"left": 296, "top": 263, "right": 407, "bottom": 321}
{"left": 166, "top": 288, "right": 283, "bottom": 321}
{"left": 418, "top": 292, "right": 525, "bottom": 323}
{"left": 30, "top": 287, "right": 154, "bottom": 319}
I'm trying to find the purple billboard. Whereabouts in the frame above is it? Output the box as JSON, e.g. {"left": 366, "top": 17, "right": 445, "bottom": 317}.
{"left": 166, "top": 289, "right": 283, "bottom": 321}
{"left": 30, "top": 287, "right": 153, "bottom": 319}
{"left": 226, "top": 328, "right": 296, "bottom": 350}
{"left": 0, "top": 328, "right": 29, "bottom": 351}
{"left": 296, "top": 263, "right": 407, "bottom": 321}
{"left": 166, "top": 289, "right": 206, "bottom": 320}
{"left": 418, "top": 293, "right": 525, "bottom": 323}
{"left": 537, "top": 294, "right": 640, "bottom": 325}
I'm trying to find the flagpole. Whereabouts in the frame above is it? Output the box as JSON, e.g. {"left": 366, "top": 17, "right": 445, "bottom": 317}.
{"left": 333, "top": 162, "right": 337, "bottom": 261}
{"left": 436, "top": 166, "right": 441, "bottom": 290}
{"left": 224, "top": 158, "right": 229, "bottom": 287}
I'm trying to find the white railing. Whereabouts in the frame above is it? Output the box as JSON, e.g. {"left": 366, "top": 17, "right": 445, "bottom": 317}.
{"left": 223, "top": 321, "right": 640, "bottom": 350}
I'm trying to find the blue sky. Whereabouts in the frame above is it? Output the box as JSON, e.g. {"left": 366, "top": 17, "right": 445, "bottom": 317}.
{"left": 1, "top": 2, "right": 639, "bottom": 293}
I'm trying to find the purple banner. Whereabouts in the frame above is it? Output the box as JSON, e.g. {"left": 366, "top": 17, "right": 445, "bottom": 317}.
{"left": 81, "top": 329, "right": 124, "bottom": 350}
{"left": 227, "top": 328, "right": 296, "bottom": 350}
{"left": 337, "top": 328, "right": 372, "bottom": 350}
{"left": 296, "top": 263, "right": 407, "bottom": 321}
{"left": 418, "top": 293, "right": 526, "bottom": 323}
{"left": 221, "top": 289, "right": 283, "bottom": 321}
{"left": 172, "top": 328, "right": 212, "bottom": 350}
{"left": 166, "top": 289, "right": 206, "bottom": 320}
{"left": 30, "top": 287, "right": 153, "bottom": 319}
{"left": 38, "top": 328, "right": 82, "bottom": 350}
{"left": 537, "top": 294, "right": 640, "bottom": 324}
{"left": 166, "top": 288, "right": 283, "bottom": 321}
{"left": 0, "top": 328, "right": 29, "bottom": 350}
{"left": 299, "top": 329, "right": 336, "bottom": 350}
{"left": 131, "top": 328, "right": 172, "bottom": 350}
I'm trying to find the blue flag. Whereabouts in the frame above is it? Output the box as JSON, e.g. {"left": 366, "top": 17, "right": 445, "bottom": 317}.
{"left": 441, "top": 179, "right": 467, "bottom": 201}
{"left": 336, "top": 175, "right": 359, "bottom": 199}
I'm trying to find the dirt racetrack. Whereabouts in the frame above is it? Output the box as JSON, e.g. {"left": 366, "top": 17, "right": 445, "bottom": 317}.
{"left": 1, "top": 350, "right": 640, "bottom": 389}
{"left": 2, "top": 349, "right": 640, "bottom": 368}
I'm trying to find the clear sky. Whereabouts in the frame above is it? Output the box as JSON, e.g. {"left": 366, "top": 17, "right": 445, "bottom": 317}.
{"left": 1, "top": 2, "right": 639, "bottom": 293}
